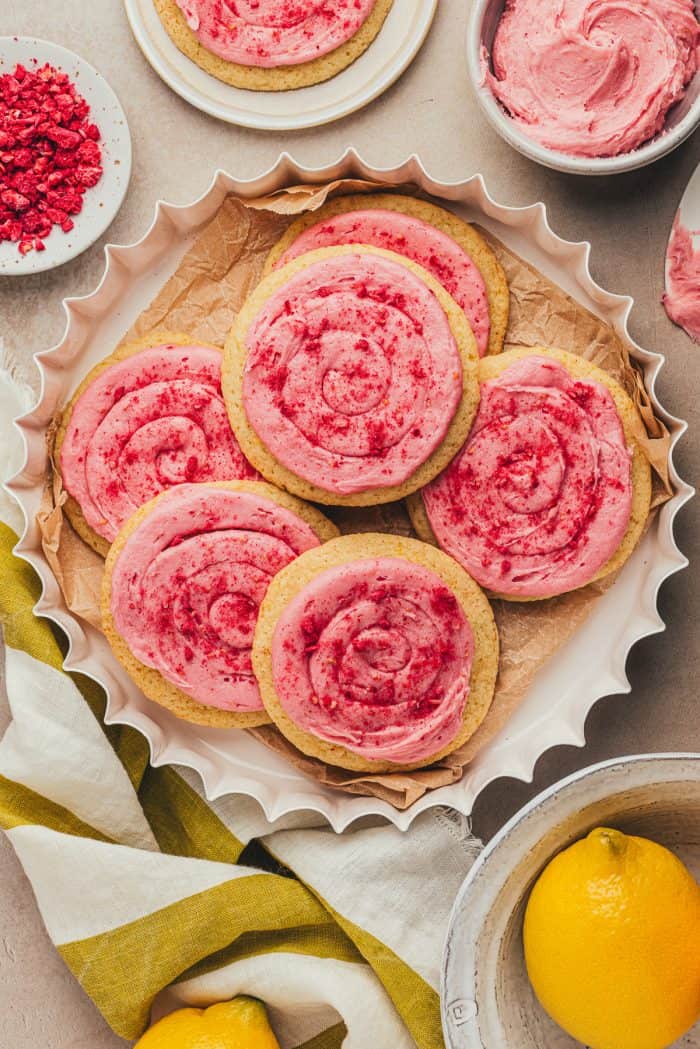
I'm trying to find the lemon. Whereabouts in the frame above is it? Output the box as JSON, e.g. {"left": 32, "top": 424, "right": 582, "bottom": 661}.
{"left": 523, "top": 828, "right": 700, "bottom": 1049}
{"left": 134, "top": 997, "right": 280, "bottom": 1049}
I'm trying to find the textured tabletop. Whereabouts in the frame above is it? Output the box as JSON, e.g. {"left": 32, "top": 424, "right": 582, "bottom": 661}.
{"left": 1, "top": 1, "right": 699, "bottom": 1046}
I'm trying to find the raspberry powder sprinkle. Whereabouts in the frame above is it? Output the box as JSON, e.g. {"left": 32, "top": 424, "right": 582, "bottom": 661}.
{"left": 0, "top": 62, "right": 103, "bottom": 256}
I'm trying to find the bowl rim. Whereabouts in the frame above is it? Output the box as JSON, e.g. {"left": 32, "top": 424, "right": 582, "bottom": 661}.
{"left": 441, "top": 751, "right": 700, "bottom": 1047}
{"left": 466, "top": 0, "right": 700, "bottom": 176}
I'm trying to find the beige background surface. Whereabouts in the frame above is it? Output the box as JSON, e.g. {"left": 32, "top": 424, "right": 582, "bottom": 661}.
{"left": 0, "top": 1, "right": 699, "bottom": 1046}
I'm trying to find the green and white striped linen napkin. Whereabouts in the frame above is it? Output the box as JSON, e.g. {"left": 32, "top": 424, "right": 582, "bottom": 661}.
{"left": 0, "top": 367, "right": 483, "bottom": 1048}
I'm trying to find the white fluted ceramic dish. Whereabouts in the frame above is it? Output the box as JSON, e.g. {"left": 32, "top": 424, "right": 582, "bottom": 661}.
{"left": 441, "top": 753, "right": 700, "bottom": 1047}
{"left": 7, "top": 152, "right": 693, "bottom": 831}
{"left": 124, "top": 0, "right": 437, "bottom": 130}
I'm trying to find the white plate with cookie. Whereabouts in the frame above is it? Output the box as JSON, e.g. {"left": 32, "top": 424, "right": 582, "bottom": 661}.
{"left": 124, "top": 0, "right": 438, "bottom": 130}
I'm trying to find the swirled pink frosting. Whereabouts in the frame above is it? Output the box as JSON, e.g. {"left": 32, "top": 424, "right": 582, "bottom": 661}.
{"left": 175, "top": 0, "right": 377, "bottom": 67}
{"left": 274, "top": 209, "right": 491, "bottom": 357}
{"left": 242, "top": 252, "right": 463, "bottom": 495}
{"left": 485, "top": 0, "right": 700, "bottom": 158}
{"left": 422, "top": 357, "right": 633, "bottom": 599}
{"left": 271, "top": 557, "right": 474, "bottom": 763}
{"left": 60, "top": 344, "right": 257, "bottom": 543}
{"left": 110, "top": 484, "right": 323, "bottom": 712}
{"left": 663, "top": 214, "right": 700, "bottom": 343}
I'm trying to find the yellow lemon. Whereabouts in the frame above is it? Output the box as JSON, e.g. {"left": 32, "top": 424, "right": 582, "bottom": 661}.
{"left": 523, "top": 828, "right": 700, "bottom": 1049}
{"left": 134, "top": 997, "right": 280, "bottom": 1049}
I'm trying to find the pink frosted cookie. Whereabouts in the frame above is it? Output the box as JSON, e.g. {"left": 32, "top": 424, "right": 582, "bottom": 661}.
{"left": 253, "top": 533, "right": 499, "bottom": 772}
{"left": 265, "top": 194, "right": 510, "bottom": 357}
{"left": 155, "top": 0, "right": 395, "bottom": 91}
{"left": 102, "top": 481, "right": 338, "bottom": 728}
{"left": 56, "top": 333, "right": 259, "bottom": 556}
{"left": 409, "top": 348, "right": 652, "bottom": 600}
{"left": 224, "top": 246, "right": 480, "bottom": 507}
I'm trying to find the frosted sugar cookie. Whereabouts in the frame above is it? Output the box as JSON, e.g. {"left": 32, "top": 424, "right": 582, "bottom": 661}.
{"left": 265, "top": 193, "right": 509, "bottom": 357}
{"left": 56, "top": 331, "right": 258, "bottom": 557}
{"left": 253, "top": 532, "right": 499, "bottom": 772}
{"left": 223, "top": 245, "right": 480, "bottom": 506}
{"left": 154, "top": 0, "right": 394, "bottom": 91}
{"left": 102, "top": 480, "right": 338, "bottom": 728}
{"left": 408, "top": 347, "right": 652, "bottom": 600}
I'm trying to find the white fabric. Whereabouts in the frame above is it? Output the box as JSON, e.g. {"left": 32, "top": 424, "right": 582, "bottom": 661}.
{"left": 1, "top": 648, "right": 158, "bottom": 851}
{"left": 0, "top": 366, "right": 483, "bottom": 1046}
{"left": 7, "top": 823, "right": 258, "bottom": 942}
{"left": 159, "top": 954, "right": 415, "bottom": 1049}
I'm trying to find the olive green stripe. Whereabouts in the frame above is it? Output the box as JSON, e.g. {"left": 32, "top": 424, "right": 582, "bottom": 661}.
{"left": 177, "top": 921, "right": 363, "bottom": 985}
{"left": 294, "top": 1022, "right": 347, "bottom": 1049}
{"left": 0, "top": 522, "right": 151, "bottom": 791}
{"left": 0, "top": 774, "right": 114, "bottom": 842}
{"left": 60, "top": 872, "right": 358, "bottom": 1039}
{"left": 264, "top": 839, "right": 442, "bottom": 1049}
{"left": 139, "top": 765, "right": 245, "bottom": 863}
{"left": 0, "top": 525, "right": 245, "bottom": 862}
{"left": 337, "top": 914, "right": 443, "bottom": 1049}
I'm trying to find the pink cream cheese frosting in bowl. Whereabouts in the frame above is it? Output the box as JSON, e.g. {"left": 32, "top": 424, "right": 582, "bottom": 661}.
{"left": 468, "top": 0, "right": 700, "bottom": 173}
{"left": 269, "top": 557, "right": 475, "bottom": 765}
{"left": 108, "top": 483, "right": 326, "bottom": 717}
{"left": 421, "top": 356, "right": 634, "bottom": 600}
{"left": 174, "top": 0, "right": 379, "bottom": 67}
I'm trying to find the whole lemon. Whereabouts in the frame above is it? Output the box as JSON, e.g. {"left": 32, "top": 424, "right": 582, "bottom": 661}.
{"left": 523, "top": 828, "right": 700, "bottom": 1049}
{"left": 134, "top": 997, "right": 280, "bottom": 1049}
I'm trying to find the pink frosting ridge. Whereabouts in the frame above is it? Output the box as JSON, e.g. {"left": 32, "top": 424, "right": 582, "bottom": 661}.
{"left": 174, "top": 0, "right": 377, "bottom": 67}
{"left": 110, "top": 484, "right": 323, "bottom": 712}
{"left": 271, "top": 557, "right": 474, "bottom": 763}
{"left": 60, "top": 344, "right": 257, "bottom": 543}
{"left": 663, "top": 213, "right": 700, "bottom": 343}
{"left": 275, "top": 208, "right": 491, "bottom": 357}
{"left": 485, "top": 0, "right": 700, "bottom": 158}
{"left": 243, "top": 252, "right": 464, "bottom": 495}
{"left": 422, "top": 357, "right": 633, "bottom": 599}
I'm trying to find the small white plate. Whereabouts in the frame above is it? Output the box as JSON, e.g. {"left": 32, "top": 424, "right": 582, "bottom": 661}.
{"left": 0, "top": 37, "right": 132, "bottom": 276}
{"left": 124, "top": 0, "right": 437, "bottom": 130}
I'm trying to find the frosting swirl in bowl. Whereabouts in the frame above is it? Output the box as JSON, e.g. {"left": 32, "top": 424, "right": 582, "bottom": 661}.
{"left": 109, "top": 484, "right": 324, "bottom": 713}
{"left": 485, "top": 0, "right": 700, "bottom": 158}
{"left": 60, "top": 343, "right": 257, "bottom": 543}
{"left": 270, "top": 557, "right": 474, "bottom": 763}
{"left": 422, "top": 356, "right": 633, "bottom": 598}
{"left": 240, "top": 251, "right": 464, "bottom": 495}
{"left": 273, "top": 208, "right": 491, "bottom": 357}
{"left": 175, "top": 0, "right": 378, "bottom": 67}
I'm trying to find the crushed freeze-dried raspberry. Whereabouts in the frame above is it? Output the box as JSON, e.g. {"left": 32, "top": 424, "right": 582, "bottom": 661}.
{"left": 0, "top": 61, "right": 104, "bottom": 255}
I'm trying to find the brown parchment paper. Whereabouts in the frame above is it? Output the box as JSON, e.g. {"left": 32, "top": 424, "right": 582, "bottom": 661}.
{"left": 39, "top": 179, "right": 674, "bottom": 810}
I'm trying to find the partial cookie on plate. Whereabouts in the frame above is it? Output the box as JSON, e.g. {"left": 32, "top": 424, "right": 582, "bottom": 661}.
{"left": 265, "top": 193, "right": 510, "bottom": 357}
{"left": 408, "top": 346, "right": 652, "bottom": 601}
{"left": 253, "top": 532, "right": 500, "bottom": 772}
{"left": 223, "top": 244, "right": 481, "bottom": 506}
{"left": 54, "top": 330, "right": 258, "bottom": 557}
{"left": 102, "top": 480, "right": 338, "bottom": 729}
{"left": 154, "top": 0, "right": 395, "bottom": 91}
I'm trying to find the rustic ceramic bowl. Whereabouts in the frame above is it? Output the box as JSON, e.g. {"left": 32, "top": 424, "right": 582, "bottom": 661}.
{"left": 442, "top": 753, "right": 700, "bottom": 1047}
{"left": 467, "top": 0, "right": 700, "bottom": 176}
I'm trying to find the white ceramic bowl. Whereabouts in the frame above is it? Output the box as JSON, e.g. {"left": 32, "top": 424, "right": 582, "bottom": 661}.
{"left": 0, "top": 37, "right": 132, "bottom": 275}
{"left": 442, "top": 753, "right": 700, "bottom": 1048}
{"left": 467, "top": 0, "right": 700, "bottom": 176}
